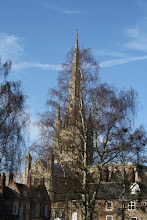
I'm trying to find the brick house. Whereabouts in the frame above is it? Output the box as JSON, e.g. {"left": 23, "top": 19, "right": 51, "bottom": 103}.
{"left": 0, "top": 173, "right": 51, "bottom": 219}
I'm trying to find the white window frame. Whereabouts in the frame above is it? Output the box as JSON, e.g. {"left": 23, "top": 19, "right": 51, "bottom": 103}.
{"left": 130, "top": 183, "right": 140, "bottom": 195}
{"left": 72, "top": 212, "right": 77, "bottom": 220}
{"left": 106, "top": 201, "right": 113, "bottom": 211}
{"left": 106, "top": 215, "right": 113, "bottom": 220}
{"left": 72, "top": 200, "right": 76, "bottom": 207}
{"left": 128, "top": 201, "right": 135, "bottom": 210}
{"left": 13, "top": 202, "right": 19, "bottom": 215}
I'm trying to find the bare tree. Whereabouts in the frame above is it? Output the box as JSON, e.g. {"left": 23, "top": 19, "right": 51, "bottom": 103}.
{"left": 0, "top": 59, "right": 29, "bottom": 173}
{"left": 33, "top": 44, "right": 146, "bottom": 220}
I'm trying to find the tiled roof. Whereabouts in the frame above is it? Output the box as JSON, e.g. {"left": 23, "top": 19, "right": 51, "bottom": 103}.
{"left": 0, "top": 186, "right": 21, "bottom": 199}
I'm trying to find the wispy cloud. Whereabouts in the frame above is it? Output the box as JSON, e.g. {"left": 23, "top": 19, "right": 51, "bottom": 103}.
{"left": 59, "top": 8, "right": 80, "bottom": 15}
{"left": 0, "top": 33, "right": 23, "bottom": 62}
{"left": 124, "top": 27, "right": 147, "bottom": 51}
{"left": 12, "top": 56, "right": 147, "bottom": 71}
{"left": 45, "top": 4, "right": 81, "bottom": 15}
{"left": 94, "top": 49, "right": 127, "bottom": 58}
{"left": 0, "top": 32, "right": 61, "bottom": 72}
{"left": 100, "top": 55, "right": 147, "bottom": 68}
{"left": 1, "top": 31, "right": 147, "bottom": 72}
{"left": 12, "top": 61, "right": 61, "bottom": 71}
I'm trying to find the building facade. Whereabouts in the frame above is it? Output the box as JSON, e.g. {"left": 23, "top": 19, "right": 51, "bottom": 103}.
{"left": 0, "top": 173, "right": 50, "bottom": 220}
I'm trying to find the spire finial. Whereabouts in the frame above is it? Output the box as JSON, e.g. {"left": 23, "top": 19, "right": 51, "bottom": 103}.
{"left": 76, "top": 29, "right": 78, "bottom": 40}
{"left": 74, "top": 30, "right": 78, "bottom": 51}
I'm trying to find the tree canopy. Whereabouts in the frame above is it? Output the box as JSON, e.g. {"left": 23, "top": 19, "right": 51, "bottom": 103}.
{"left": 0, "top": 59, "right": 29, "bottom": 172}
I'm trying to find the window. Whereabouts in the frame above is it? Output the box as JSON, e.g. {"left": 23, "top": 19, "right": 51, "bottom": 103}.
{"left": 130, "top": 218, "right": 137, "bottom": 220}
{"left": 26, "top": 202, "right": 30, "bottom": 211}
{"left": 45, "top": 205, "right": 48, "bottom": 218}
{"left": 23, "top": 191, "right": 27, "bottom": 197}
{"left": 36, "top": 204, "right": 40, "bottom": 217}
{"left": 34, "top": 178, "right": 39, "bottom": 185}
{"left": 106, "top": 215, "right": 113, "bottom": 220}
{"left": 72, "top": 200, "right": 76, "bottom": 207}
{"left": 128, "top": 202, "right": 135, "bottom": 210}
{"left": 72, "top": 212, "right": 77, "bottom": 220}
{"left": 130, "top": 183, "right": 140, "bottom": 195}
{"left": 37, "top": 193, "right": 41, "bottom": 198}
{"left": 106, "top": 201, "right": 113, "bottom": 211}
{"left": 142, "top": 202, "right": 146, "bottom": 207}
{"left": 13, "top": 202, "right": 19, "bottom": 215}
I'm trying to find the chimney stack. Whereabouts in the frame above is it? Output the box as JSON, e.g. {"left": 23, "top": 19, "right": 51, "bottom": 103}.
{"left": 9, "top": 173, "right": 13, "bottom": 184}
{"left": 1, "top": 173, "right": 6, "bottom": 194}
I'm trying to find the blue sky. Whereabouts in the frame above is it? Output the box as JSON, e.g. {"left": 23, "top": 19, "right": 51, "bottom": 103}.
{"left": 1, "top": 0, "right": 147, "bottom": 145}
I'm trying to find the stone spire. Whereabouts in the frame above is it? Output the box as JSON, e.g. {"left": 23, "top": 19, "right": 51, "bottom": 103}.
{"left": 64, "top": 33, "right": 82, "bottom": 127}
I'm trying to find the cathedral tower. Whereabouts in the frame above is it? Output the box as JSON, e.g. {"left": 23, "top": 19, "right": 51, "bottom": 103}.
{"left": 54, "top": 34, "right": 93, "bottom": 167}
{"left": 64, "top": 33, "right": 82, "bottom": 128}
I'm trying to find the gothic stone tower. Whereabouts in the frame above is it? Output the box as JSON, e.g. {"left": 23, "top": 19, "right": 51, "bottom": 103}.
{"left": 24, "top": 150, "right": 54, "bottom": 199}
{"left": 54, "top": 34, "right": 93, "bottom": 167}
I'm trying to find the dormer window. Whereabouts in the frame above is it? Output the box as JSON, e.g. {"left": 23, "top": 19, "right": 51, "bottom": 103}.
{"left": 106, "top": 201, "right": 113, "bottom": 211}
{"left": 130, "top": 182, "right": 140, "bottom": 195}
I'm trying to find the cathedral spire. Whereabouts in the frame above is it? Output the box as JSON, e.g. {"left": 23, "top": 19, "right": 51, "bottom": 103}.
{"left": 64, "top": 33, "right": 82, "bottom": 127}
{"left": 75, "top": 32, "right": 78, "bottom": 51}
